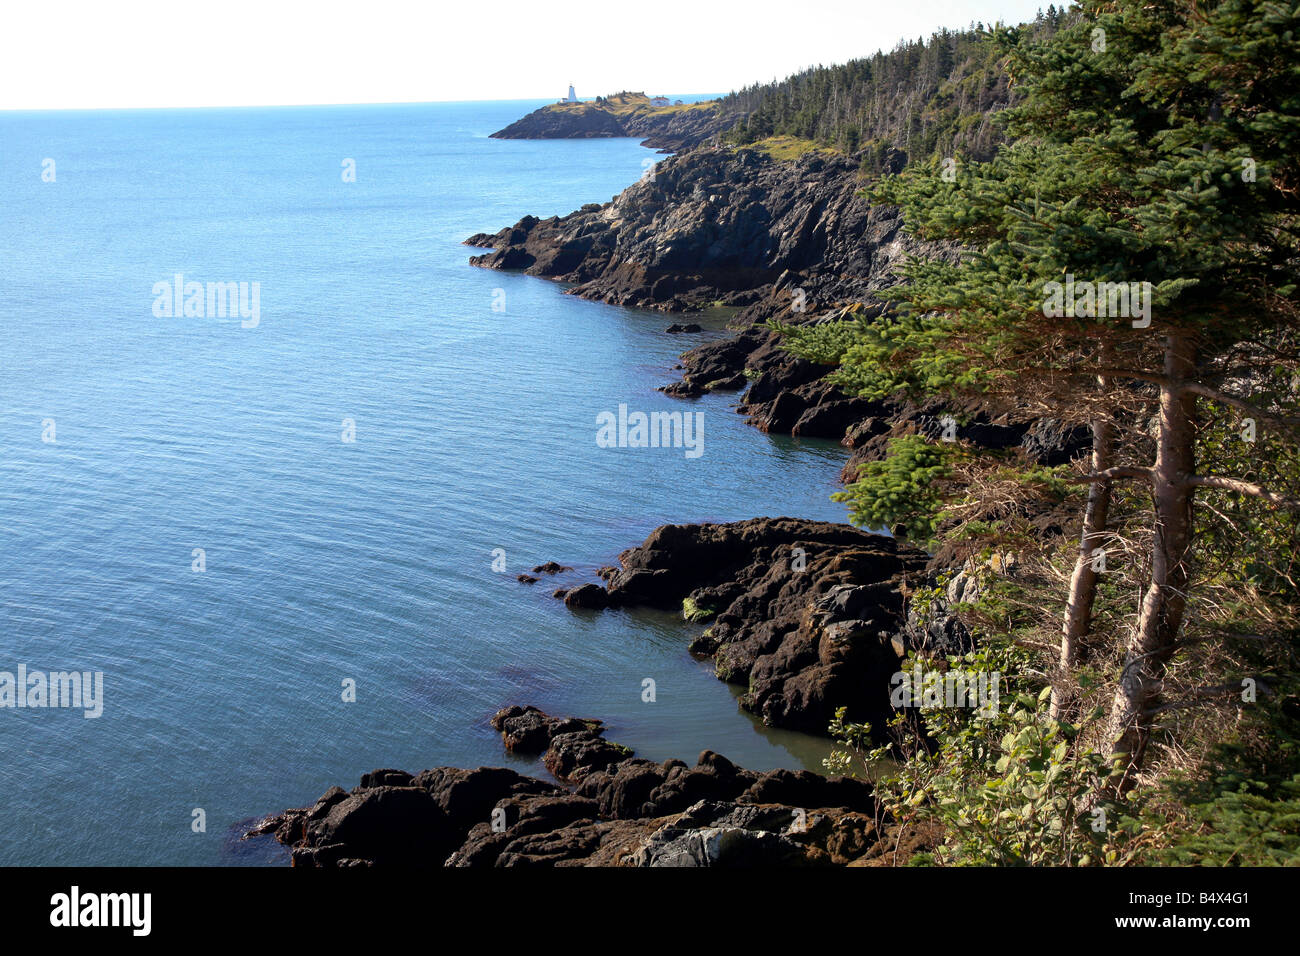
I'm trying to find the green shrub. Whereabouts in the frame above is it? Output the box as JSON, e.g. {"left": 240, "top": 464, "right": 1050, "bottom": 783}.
{"left": 828, "top": 645, "right": 1143, "bottom": 866}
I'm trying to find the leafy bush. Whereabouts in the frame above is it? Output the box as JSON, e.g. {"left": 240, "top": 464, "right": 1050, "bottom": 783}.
{"left": 828, "top": 644, "right": 1146, "bottom": 866}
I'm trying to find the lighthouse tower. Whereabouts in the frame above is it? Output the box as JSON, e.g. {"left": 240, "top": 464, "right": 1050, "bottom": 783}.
{"left": 566, "top": 84, "right": 577, "bottom": 103}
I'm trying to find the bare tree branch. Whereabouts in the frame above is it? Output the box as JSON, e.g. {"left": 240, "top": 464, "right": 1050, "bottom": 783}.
{"left": 1181, "top": 382, "right": 1300, "bottom": 429}
{"left": 1143, "top": 678, "right": 1272, "bottom": 717}
{"left": 1185, "top": 474, "right": 1300, "bottom": 507}
{"left": 1067, "top": 466, "right": 1153, "bottom": 485}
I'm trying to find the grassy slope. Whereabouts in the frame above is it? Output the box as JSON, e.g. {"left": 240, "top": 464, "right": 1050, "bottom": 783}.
{"left": 744, "top": 134, "right": 842, "bottom": 161}
{"left": 546, "top": 92, "right": 720, "bottom": 123}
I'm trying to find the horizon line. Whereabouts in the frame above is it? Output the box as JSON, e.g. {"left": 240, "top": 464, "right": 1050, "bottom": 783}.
{"left": 0, "top": 92, "right": 729, "bottom": 115}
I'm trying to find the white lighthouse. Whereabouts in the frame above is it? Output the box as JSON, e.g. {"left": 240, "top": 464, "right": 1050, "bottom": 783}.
{"left": 566, "top": 84, "right": 577, "bottom": 103}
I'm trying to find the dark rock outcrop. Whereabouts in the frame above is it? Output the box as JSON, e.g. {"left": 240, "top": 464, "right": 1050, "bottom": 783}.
{"left": 291, "top": 786, "right": 449, "bottom": 867}
{"left": 661, "top": 297, "right": 1088, "bottom": 465}
{"left": 563, "top": 517, "right": 930, "bottom": 734}
{"left": 562, "top": 582, "right": 611, "bottom": 610}
{"left": 491, "top": 704, "right": 597, "bottom": 754}
{"left": 620, "top": 103, "right": 743, "bottom": 151}
{"left": 465, "top": 147, "right": 945, "bottom": 313}
{"left": 250, "top": 707, "right": 914, "bottom": 868}
{"left": 493, "top": 104, "right": 629, "bottom": 140}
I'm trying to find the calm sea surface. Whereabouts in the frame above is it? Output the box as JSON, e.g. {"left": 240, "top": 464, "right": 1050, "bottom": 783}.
{"left": 0, "top": 101, "right": 849, "bottom": 865}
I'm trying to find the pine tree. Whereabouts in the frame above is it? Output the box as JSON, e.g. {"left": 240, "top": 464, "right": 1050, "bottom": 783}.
{"left": 780, "top": 0, "right": 1300, "bottom": 781}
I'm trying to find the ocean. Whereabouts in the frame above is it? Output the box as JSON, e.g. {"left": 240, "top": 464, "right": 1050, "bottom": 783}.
{"left": 0, "top": 100, "right": 850, "bottom": 865}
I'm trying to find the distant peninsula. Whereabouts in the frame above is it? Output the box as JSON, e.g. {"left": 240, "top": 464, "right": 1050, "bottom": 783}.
{"left": 491, "top": 91, "right": 739, "bottom": 151}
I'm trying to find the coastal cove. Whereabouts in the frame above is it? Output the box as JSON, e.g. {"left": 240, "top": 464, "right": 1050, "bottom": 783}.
{"left": 0, "top": 101, "right": 853, "bottom": 866}
{"left": 3, "top": 0, "right": 1295, "bottom": 880}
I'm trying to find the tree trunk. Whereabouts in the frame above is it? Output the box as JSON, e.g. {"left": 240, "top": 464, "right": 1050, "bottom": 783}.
{"left": 1050, "top": 410, "right": 1114, "bottom": 720}
{"left": 1108, "top": 334, "right": 1198, "bottom": 786}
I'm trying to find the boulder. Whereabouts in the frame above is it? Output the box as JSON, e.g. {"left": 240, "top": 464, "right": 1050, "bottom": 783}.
{"left": 299, "top": 786, "right": 451, "bottom": 866}
{"left": 562, "top": 582, "right": 612, "bottom": 610}
{"left": 490, "top": 705, "right": 604, "bottom": 755}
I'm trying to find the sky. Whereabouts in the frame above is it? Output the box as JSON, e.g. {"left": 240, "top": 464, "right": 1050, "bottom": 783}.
{"left": 0, "top": 0, "right": 1055, "bottom": 111}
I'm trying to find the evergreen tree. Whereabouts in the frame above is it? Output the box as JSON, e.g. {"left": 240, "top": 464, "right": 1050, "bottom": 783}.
{"left": 781, "top": 0, "right": 1300, "bottom": 781}
{"left": 718, "top": 19, "right": 1066, "bottom": 168}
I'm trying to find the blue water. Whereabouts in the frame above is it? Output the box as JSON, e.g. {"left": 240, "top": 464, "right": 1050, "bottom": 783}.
{"left": 0, "top": 101, "right": 849, "bottom": 865}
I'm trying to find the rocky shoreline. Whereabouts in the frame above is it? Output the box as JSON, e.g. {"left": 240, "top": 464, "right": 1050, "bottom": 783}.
{"left": 247, "top": 513, "right": 1001, "bottom": 867}
{"left": 465, "top": 146, "right": 930, "bottom": 313}
{"left": 248, "top": 706, "right": 939, "bottom": 866}
{"left": 464, "top": 141, "right": 1088, "bottom": 499}
{"left": 248, "top": 116, "right": 1094, "bottom": 869}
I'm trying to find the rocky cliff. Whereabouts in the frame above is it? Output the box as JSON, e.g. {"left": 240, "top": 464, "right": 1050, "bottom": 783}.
{"left": 466, "top": 145, "right": 932, "bottom": 313}
{"left": 494, "top": 103, "right": 629, "bottom": 139}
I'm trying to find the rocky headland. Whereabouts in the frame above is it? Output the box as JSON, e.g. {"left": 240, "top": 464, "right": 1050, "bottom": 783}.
{"left": 491, "top": 92, "right": 740, "bottom": 151}
{"left": 465, "top": 140, "right": 1088, "bottom": 494}
{"left": 558, "top": 517, "right": 931, "bottom": 734}
{"left": 465, "top": 145, "right": 923, "bottom": 313}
